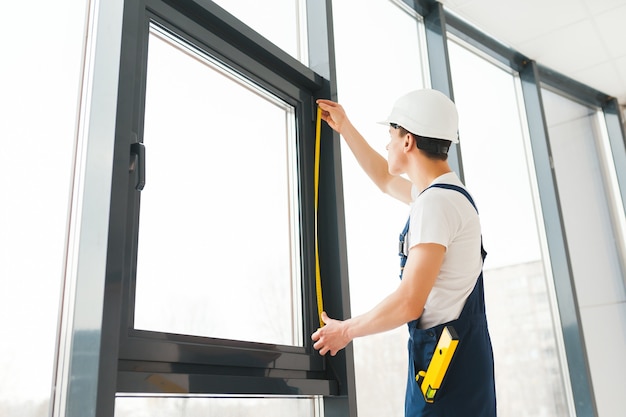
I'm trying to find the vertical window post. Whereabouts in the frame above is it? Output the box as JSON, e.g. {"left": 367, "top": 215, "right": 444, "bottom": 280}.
{"left": 422, "top": 0, "right": 463, "bottom": 180}
{"left": 306, "top": 0, "right": 357, "bottom": 416}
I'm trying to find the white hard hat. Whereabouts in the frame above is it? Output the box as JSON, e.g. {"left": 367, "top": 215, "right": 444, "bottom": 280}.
{"left": 379, "top": 89, "right": 459, "bottom": 143}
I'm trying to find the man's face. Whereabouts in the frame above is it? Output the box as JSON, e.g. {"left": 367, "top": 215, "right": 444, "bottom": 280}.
{"left": 386, "top": 125, "right": 407, "bottom": 175}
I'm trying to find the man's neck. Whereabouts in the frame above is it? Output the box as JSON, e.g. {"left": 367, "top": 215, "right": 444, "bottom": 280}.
{"left": 409, "top": 160, "right": 452, "bottom": 193}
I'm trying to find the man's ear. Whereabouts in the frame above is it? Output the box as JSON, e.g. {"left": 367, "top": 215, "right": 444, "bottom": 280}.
{"left": 404, "top": 133, "right": 415, "bottom": 152}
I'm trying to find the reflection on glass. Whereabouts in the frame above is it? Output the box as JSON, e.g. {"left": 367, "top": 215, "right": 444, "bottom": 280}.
{"left": 331, "top": 1, "right": 427, "bottom": 416}
{"left": 134, "top": 26, "right": 302, "bottom": 347}
{"left": 447, "top": 39, "right": 569, "bottom": 416}
{"left": 115, "top": 396, "right": 322, "bottom": 417}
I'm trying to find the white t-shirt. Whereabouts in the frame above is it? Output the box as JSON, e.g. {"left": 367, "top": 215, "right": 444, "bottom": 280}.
{"left": 408, "top": 172, "right": 483, "bottom": 329}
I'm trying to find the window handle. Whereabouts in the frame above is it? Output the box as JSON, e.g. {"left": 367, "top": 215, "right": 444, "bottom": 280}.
{"left": 130, "top": 142, "right": 146, "bottom": 191}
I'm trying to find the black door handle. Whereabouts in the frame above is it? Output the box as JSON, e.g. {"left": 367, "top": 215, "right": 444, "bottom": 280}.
{"left": 130, "top": 142, "right": 146, "bottom": 191}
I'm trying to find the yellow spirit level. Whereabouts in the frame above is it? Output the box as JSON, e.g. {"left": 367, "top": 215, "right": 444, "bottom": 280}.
{"left": 416, "top": 325, "right": 459, "bottom": 403}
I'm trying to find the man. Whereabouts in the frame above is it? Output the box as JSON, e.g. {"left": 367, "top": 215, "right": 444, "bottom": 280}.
{"left": 311, "top": 89, "right": 496, "bottom": 416}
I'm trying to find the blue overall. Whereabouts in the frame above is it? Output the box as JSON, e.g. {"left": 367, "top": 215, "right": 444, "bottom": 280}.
{"left": 399, "top": 183, "right": 496, "bottom": 417}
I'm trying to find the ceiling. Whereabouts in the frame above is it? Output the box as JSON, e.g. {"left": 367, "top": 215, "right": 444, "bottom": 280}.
{"left": 439, "top": 0, "right": 626, "bottom": 117}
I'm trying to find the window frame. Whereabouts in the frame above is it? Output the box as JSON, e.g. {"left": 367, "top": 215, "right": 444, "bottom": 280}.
{"left": 109, "top": 0, "right": 341, "bottom": 397}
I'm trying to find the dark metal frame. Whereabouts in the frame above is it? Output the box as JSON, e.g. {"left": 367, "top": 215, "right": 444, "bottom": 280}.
{"left": 101, "top": 0, "right": 356, "bottom": 416}
{"left": 419, "top": 1, "right": 463, "bottom": 179}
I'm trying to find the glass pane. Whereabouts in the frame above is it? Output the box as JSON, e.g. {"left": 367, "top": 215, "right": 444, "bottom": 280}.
{"left": 134, "top": 26, "right": 303, "bottom": 347}
{"left": 115, "top": 396, "right": 322, "bottom": 417}
{"left": 0, "top": 0, "right": 88, "bottom": 415}
{"left": 542, "top": 88, "right": 626, "bottom": 414}
{"left": 447, "top": 39, "right": 569, "bottom": 416}
{"left": 542, "top": 89, "right": 625, "bottom": 304}
{"left": 212, "top": 0, "right": 305, "bottom": 63}
{"left": 331, "top": 1, "right": 427, "bottom": 415}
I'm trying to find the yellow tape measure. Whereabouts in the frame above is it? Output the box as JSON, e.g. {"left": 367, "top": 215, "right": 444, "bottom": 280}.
{"left": 314, "top": 106, "right": 324, "bottom": 327}
{"left": 416, "top": 325, "right": 459, "bottom": 402}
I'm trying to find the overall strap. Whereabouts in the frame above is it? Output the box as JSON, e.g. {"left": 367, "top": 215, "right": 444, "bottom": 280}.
{"left": 423, "top": 183, "right": 479, "bottom": 214}
{"left": 398, "top": 217, "right": 411, "bottom": 278}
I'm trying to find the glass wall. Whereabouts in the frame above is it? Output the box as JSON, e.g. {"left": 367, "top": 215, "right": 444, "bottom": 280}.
{"left": 331, "top": 1, "right": 428, "bottom": 416}
{"left": 541, "top": 88, "right": 626, "bottom": 417}
{"left": 447, "top": 39, "right": 570, "bottom": 416}
{"left": 134, "top": 26, "right": 303, "bottom": 346}
{"left": 0, "top": 1, "right": 88, "bottom": 416}
{"left": 4, "top": 1, "right": 626, "bottom": 416}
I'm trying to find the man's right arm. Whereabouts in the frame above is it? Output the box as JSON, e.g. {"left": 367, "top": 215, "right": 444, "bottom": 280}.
{"left": 317, "top": 99, "right": 412, "bottom": 204}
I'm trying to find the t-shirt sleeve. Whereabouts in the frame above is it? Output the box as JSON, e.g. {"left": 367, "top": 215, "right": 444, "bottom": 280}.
{"left": 408, "top": 191, "right": 456, "bottom": 249}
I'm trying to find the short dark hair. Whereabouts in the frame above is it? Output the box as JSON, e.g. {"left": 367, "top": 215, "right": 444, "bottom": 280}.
{"left": 397, "top": 126, "right": 451, "bottom": 161}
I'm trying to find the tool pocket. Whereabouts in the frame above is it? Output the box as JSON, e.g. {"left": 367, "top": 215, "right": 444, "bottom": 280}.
{"left": 416, "top": 326, "right": 459, "bottom": 403}
{"left": 408, "top": 326, "right": 440, "bottom": 390}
